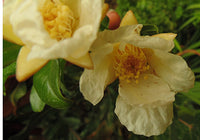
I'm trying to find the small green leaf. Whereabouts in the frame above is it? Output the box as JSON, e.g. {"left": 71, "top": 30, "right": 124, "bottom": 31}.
{"left": 140, "top": 24, "right": 159, "bottom": 36}
{"left": 33, "top": 60, "right": 72, "bottom": 109}
{"left": 3, "top": 40, "right": 21, "bottom": 67}
{"left": 63, "top": 117, "right": 81, "bottom": 130}
{"left": 10, "top": 83, "right": 27, "bottom": 107}
{"left": 100, "top": 16, "right": 110, "bottom": 31}
{"left": 192, "top": 111, "right": 200, "bottom": 139}
{"left": 192, "top": 67, "right": 200, "bottom": 73}
{"left": 178, "top": 17, "right": 196, "bottom": 31}
{"left": 188, "top": 41, "right": 200, "bottom": 49}
{"left": 187, "top": 4, "right": 200, "bottom": 10}
{"left": 3, "top": 62, "right": 16, "bottom": 92}
{"left": 30, "top": 86, "right": 45, "bottom": 112}
{"left": 174, "top": 39, "right": 183, "bottom": 52}
{"left": 181, "top": 82, "right": 200, "bottom": 105}
{"left": 175, "top": 6, "right": 183, "bottom": 19}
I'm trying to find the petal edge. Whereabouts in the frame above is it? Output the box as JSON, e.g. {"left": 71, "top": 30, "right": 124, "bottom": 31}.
{"left": 115, "top": 96, "right": 174, "bottom": 137}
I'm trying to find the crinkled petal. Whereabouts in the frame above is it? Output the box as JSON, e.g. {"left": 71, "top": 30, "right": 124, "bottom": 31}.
{"left": 119, "top": 74, "right": 175, "bottom": 106}
{"left": 98, "top": 25, "right": 174, "bottom": 52}
{"left": 115, "top": 96, "right": 174, "bottom": 137}
{"left": 68, "top": 0, "right": 103, "bottom": 58}
{"left": 56, "top": 0, "right": 80, "bottom": 17}
{"left": 128, "top": 35, "right": 175, "bottom": 52}
{"left": 80, "top": 55, "right": 116, "bottom": 105}
{"left": 98, "top": 25, "right": 143, "bottom": 43}
{"left": 80, "top": 42, "right": 116, "bottom": 105}
{"left": 144, "top": 49, "right": 195, "bottom": 92}
{"left": 10, "top": 0, "right": 103, "bottom": 61}
{"left": 29, "top": 26, "right": 93, "bottom": 59}
{"left": 10, "top": 0, "right": 56, "bottom": 49}
{"left": 152, "top": 33, "right": 177, "bottom": 41}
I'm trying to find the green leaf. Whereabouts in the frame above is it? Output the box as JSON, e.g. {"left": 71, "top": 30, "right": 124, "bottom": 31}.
{"left": 140, "top": 24, "right": 159, "bottom": 36}
{"left": 174, "top": 39, "right": 183, "bottom": 52}
{"left": 179, "top": 17, "right": 196, "bottom": 31}
{"left": 33, "top": 60, "right": 72, "bottom": 109}
{"left": 3, "top": 40, "right": 21, "bottom": 67}
{"left": 186, "top": 30, "right": 200, "bottom": 47}
{"left": 187, "top": 4, "right": 200, "bottom": 10}
{"left": 175, "top": 6, "right": 183, "bottom": 19}
{"left": 10, "top": 82, "right": 27, "bottom": 107}
{"left": 188, "top": 41, "right": 200, "bottom": 49}
{"left": 181, "top": 82, "right": 200, "bottom": 105}
{"left": 192, "top": 67, "right": 200, "bottom": 73}
{"left": 3, "top": 62, "right": 16, "bottom": 92}
{"left": 63, "top": 117, "right": 81, "bottom": 130}
{"left": 100, "top": 16, "right": 109, "bottom": 31}
{"left": 192, "top": 111, "right": 200, "bottom": 139}
{"left": 30, "top": 86, "right": 45, "bottom": 112}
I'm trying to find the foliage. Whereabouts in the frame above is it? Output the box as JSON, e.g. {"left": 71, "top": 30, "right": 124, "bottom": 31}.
{"left": 116, "top": 0, "right": 200, "bottom": 33}
{"left": 33, "top": 60, "right": 72, "bottom": 109}
{"left": 3, "top": 40, "right": 21, "bottom": 67}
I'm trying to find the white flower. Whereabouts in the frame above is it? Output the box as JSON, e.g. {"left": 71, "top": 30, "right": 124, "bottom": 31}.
{"left": 3, "top": 0, "right": 103, "bottom": 81}
{"left": 79, "top": 21, "right": 195, "bottom": 136}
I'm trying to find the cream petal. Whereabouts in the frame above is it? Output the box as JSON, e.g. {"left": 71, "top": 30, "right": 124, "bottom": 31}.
{"left": 115, "top": 96, "right": 174, "bottom": 137}
{"left": 16, "top": 46, "right": 48, "bottom": 82}
{"left": 56, "top": 0, "right": 80, "bottom": 17}
{"left": 10, "top": 0, "right": 56, "bottom": 49}
{"left": 28, "top": 26, "right": 94, "bottom": 59}
{"left": 28, "top": 0, "right": 102, "bottom": 59}
{"left": 101, "top": 3, "right": 109, "bottom": 21}
{"left": 70, "top": 0, "right": 103, "bottom": 58}
{"left": 3, "top": 24, "right": 23, "bottom": 46}
{"left": 48, "top": 0, "right": 103, "bottom": 59}
{"left": 64, "top": 53, "right": 93, "bottom": 69}
{"left": 98, "top": 25, "right": 174, "bottom": 52}
{"left": 79, "top": 0, "right": 102, "bottom": 29}
{"left": 120, "top": 10, "right": 138, "bottom": 27}
{"left": 80, "top": 42, "right": 116, "bottom": 105}
{"left": 128, "top": 35, "right": 175, "bottom": 52}
{"left": 79, "top": 55, "right": 116, "bottom": 105}
{"left": 90, "top": 38, "right": 114, "bottom": 66}
{"left": 98, "top": 25, "right": 143, "bottom": 43}
{"left": 119, "top": 74, "right": 175, "bottom": 106}
{"left": 10, "top": 0, "right": 102, "bottom": 62}
{"left": 3, "top": 0, "right": 23, "bottom": 45}
{"left": 144, "top": 49, "right": 195, "bottom": 92}
{"left": 152, "top": 33, "right": 177, "bottom": 41}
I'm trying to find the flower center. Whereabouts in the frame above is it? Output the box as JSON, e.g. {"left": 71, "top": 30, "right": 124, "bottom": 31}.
{"left": 40, "top": 0, "right": 76, "bottom": 41}
{"left": 113, "top": 44, "right": 150, "bottom": 83}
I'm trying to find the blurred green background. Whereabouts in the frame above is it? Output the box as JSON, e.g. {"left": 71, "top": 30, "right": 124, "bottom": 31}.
{"left": 3, "top": 0, "right": 200, "bottom": 139}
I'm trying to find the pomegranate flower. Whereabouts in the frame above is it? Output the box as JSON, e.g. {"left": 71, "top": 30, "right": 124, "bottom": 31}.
{"left": 3, "top": 0, "right": 103, "bottom": 81}
{"left": 79, "top": 12, "right": 195, "bottom": 136}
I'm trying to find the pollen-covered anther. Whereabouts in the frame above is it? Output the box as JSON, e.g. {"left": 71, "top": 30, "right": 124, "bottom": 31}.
{"left": 40, "top": 0, "right": 76, "bottom": 41}
{"left": 113, "top": 44, "right": 150, "bottom": 83}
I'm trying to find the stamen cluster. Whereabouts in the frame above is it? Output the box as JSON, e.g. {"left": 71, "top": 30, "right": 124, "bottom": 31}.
{"left": 113, "top": 44, "right": 149, "bottom": 83}
{"left": 40, "top": 0, "right": 75, "bottom": 40}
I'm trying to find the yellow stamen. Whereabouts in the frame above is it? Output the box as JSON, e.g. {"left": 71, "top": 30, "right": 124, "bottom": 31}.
{"left": 40, "top": 0, "right": 76, "bottom": 41}
{"left": 113, "top": 44, "right": 149, "bottom": 83}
